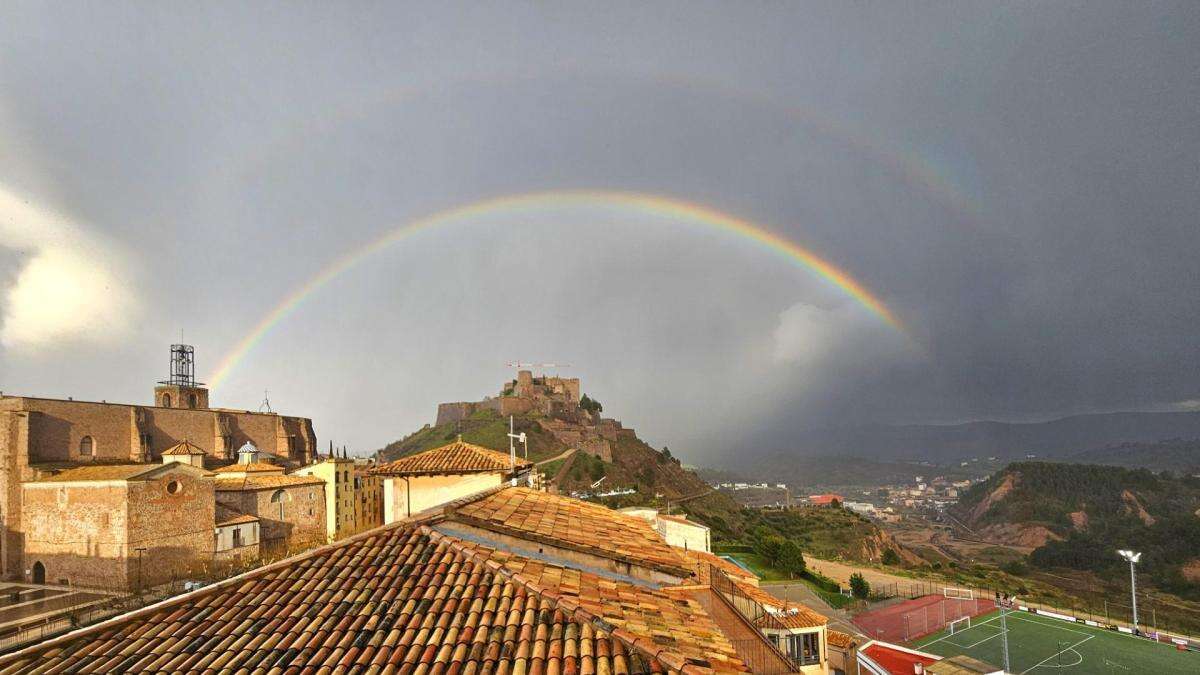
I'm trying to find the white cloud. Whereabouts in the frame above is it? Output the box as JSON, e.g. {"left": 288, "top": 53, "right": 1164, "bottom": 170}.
{"left": 770, "top": 300, "right": 915, "bottom": 368}
{"left": 771, "top": 302, "right": 845, "bottom": 365}
{"left": 1175, "top": 399, "right": 1200, "bottom": 411}
{"left": 0, "top": 186, "right": 140, "bottom": 350}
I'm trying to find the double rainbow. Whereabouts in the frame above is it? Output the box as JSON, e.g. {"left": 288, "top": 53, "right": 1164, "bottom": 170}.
{"left": 207, "top": 190, "right": 906, "bottom": 387}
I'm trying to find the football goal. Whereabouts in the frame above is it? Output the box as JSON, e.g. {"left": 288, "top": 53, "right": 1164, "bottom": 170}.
{"left": 943, "top": 587, "right": 974, "bottom": 600}
{"left": 948, "top": 616, "right": 972, "bottom": 634}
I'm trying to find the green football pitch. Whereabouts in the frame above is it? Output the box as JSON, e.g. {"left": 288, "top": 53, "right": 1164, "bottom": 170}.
{"left": 912, "top": 609, "right": 1199, "bottom": 674}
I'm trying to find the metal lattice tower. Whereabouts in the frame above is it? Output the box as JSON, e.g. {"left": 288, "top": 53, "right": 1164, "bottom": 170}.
{"left": 160, "top": 344, "right": 202, "bottom": 387}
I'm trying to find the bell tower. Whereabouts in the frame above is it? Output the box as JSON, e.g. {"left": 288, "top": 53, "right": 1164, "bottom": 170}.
{"left": 154, "top": 344, "right": 210, "bottom": 409}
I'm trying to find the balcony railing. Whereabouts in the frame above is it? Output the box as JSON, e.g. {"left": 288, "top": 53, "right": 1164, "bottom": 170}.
{"left": 708, "top": 564, "right": 802, "bottom": 672}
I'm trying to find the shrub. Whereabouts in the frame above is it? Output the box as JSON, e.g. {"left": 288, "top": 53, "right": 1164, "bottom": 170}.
{"left": 850, "top": 573, "right": 871, "bottom": 599}
{"left": 882, "top": 549, "right": 901, "bottom": 566}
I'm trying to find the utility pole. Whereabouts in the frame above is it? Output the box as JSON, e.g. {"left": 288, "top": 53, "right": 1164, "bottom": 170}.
{"left": 134, "top": 547, "right": 147, "bottom": 596}
{"left": 506, "top": 416, "right": 526, "bottom": 486}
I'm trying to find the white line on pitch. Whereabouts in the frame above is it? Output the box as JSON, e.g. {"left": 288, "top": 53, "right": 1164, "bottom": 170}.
{"left": 1021, "top": 635, "right": 1094, "bottom": 674}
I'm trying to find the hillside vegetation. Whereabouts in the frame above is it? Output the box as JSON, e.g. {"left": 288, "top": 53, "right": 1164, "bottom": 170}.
{"left": 952, "top": 462, "right": 1200, "bottom": 597}
{"left": 376, "top": 409, "right": 909, "bottom": 564}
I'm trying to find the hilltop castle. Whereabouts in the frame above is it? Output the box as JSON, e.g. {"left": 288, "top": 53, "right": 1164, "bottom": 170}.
{"left": 435, "top": 370, "right": 636, "bottom": 461}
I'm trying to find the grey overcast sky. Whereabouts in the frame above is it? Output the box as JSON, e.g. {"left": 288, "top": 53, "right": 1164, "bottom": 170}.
{"left": 1, "top": 2, "right": 1198, "bottom": 463}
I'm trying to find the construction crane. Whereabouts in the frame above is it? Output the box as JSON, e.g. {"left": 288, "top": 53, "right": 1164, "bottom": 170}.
{"left": 506, "top": 361, "right": 571, "bottom": 369}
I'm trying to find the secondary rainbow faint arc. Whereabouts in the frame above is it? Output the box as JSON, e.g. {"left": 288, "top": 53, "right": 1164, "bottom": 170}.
{"left": 207, "top": 191, "right": 907, "bottom": 387}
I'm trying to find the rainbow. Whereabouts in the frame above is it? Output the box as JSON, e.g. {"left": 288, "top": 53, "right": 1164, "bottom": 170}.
{"left": 207, "top": 191, "right": 906, "bottom": 387}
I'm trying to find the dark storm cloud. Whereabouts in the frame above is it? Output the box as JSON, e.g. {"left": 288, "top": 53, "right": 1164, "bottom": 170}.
{"left": 0, "top": 2, "right": 1197, "bottom": 463}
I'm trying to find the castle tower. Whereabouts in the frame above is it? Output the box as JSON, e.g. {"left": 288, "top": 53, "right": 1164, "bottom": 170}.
{"left": 153, "top": 344, "right": 210, "bottom": 409}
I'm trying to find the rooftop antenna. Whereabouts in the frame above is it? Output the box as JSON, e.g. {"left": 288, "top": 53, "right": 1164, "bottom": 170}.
{"left": 259, "top": 389, "right": 273, "bottom": 413}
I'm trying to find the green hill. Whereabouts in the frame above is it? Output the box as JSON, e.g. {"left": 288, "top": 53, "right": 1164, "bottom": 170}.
{"left": 952, "top": 462, "right": 1200, "bottom": 597}
{"left": 377, "top": 408, "right": 753, "bottom": 537}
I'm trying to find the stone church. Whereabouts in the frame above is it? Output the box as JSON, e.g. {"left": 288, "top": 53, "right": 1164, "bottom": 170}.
{"left": 0, "top": 345, "right": 318, "bottom": 587}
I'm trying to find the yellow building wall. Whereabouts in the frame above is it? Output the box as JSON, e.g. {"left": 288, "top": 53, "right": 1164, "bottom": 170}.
{"left": 294, "top": 459, "right": 356, "bottom": 541}
{"left": 383, "top": 472, "right": 503, "bottom": 522}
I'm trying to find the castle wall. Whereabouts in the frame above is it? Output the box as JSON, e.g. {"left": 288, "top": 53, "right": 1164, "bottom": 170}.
{"left": 497, "top": 397, "right": 533, "bottom": 417}
{"left": 435, "top": 402, "right": 477, "bottom": 427}
{"left": 577, "top": 439, "right": 613, "bottom": 462}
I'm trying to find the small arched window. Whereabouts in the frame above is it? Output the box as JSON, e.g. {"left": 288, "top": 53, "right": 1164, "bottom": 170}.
{"left": 270, "top": 489, "right": 287, "bottom": 519}
{"left": 188, "top": 393, "right": 198, "bottom": 409}
{"left": 79, "top": 436, "right": 94, "bottom": 457}
{"left": 161, "top": 393, "right": 172, "bottom": 408}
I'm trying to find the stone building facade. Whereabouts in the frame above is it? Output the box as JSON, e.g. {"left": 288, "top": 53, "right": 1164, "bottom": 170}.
{"left": 0, "top": 346, "right": 320, "bottom": 583}
{"left": 20, "top": 463, "right": 215, "bottom": 590}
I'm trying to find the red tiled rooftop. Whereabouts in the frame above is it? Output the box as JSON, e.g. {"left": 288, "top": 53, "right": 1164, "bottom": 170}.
{"left": 451, "top": 487, "right": 692, "bottom": 576}
{"left": 213, "top": 474, "right": 325, "bottom": 491}
{"left": 860, "top": 641, "right": 940, "bottom": 675}
{"left": 33, "top": 464, "right": 165, "bottom": 483}
{"left": 0, "top": 515, "right": 747, "bottom": 674}
{"left": 371, "top": 440, "right": 534, "bottom": 476}
{"left": 682, "top": 549, "right": 759, "bottom": 585}
{"left": 212, "top": 460, "right": 284, "bottom": 474}
{"left": 215, "top": 504, "right": 259, "bottom": 527}
{"left": 827, "top": 629, "right": 858, "bottom": 649}
{"left": 161, "top": 440, "right": 206, "bottom": 456}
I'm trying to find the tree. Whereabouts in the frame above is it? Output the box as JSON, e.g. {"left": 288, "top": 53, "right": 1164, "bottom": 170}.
{"left": 849, "top": 572, "right": 870, "bottom": 599}
{"left": 882, "top": 549, "right": 901, "bottom": 566}
{"left": 778, "top": 540, "right": 807, "bottom": 577}
{"left": 579, "top": 394, "right": 603, "bottom": 414}
{"left": 755, "top": 535, "right": 786, "bottom": 568}
{"left": 830, "top": 498, "right": 842, "bottom": 509}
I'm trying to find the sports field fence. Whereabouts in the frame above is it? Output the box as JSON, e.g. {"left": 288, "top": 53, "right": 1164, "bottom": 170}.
{"left": 861, "top": 579, "right": 1200, "bottom": 645}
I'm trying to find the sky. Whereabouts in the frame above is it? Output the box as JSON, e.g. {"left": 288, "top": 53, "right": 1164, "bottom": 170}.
{"left": 1, "top": 3, "right": 1198, "bottom": 465}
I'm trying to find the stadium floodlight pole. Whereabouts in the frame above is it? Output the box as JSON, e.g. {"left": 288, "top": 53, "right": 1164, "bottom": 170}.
{"left": 999, "top": 598, "right": 1010, "bottom": 673}
{"left": 1118, "top": 550, "right": 1142, "bottom": 632}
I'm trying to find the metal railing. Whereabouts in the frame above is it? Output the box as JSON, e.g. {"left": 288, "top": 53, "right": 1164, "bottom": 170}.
{"left": 708, "top": 564, "right": 803, "bottom": 673}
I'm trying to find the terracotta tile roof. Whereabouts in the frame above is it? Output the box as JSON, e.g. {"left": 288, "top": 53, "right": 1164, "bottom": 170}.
{"left": 827, "top": 630, "right": 858, "bottom": 649}
{"left": 658, "top": 513, "right": 708, "bottom": 529}
{"left": 213, "top": 474, "right": 325, "bottom": 491}
{"left": 440, "top": 531, "right": 748, "bottom": 673}
{"left": 0, "top": 519, "right": 742, "bottom": 674}
{"left": 451, "top": 488, "right": 692, "bottom": 576}
{"left": 215, "top": 504, "right": 259, "bottom": 527}
{"left": 212, "top": 460, "right": 284, "bottom": 474}
{"left": 734, "top": 581, "right": 827, "bottom": 629}
{"left": 33, "top": 464, "right": 160, "bottom": 483}
{"left": 162, "top": 440, "right": 206, "bottom": 456}
{"left": 682, "top": 550, "right": 759, "bottom": 585}
{"left": 370, "top": 440, "right": 533, "bottom": 476}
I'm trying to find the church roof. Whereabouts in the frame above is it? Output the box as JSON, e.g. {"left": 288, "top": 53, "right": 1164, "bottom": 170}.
{"left": 370, "top": 440, "right": 533, "bottom": 476}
